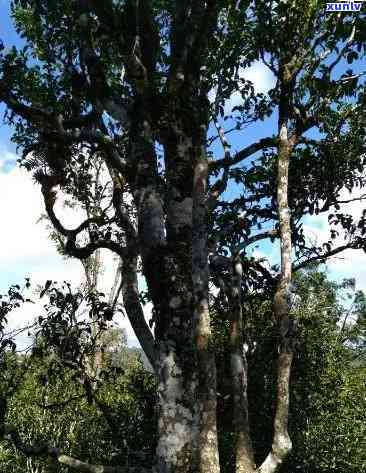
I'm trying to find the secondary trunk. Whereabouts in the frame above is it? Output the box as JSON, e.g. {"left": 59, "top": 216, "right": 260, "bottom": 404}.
{"left": 192, "top": 151, "right": 220, "bottom": 473}
{"left": 230, "top": 259, "right": 256, "bottom": 473}
{"left": 258, "top": 122, "right": 295, "bottom": 473}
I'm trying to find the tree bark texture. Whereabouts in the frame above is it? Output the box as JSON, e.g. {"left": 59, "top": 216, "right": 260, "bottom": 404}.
{"left": 230, "top": 259, "right": 256, "bottom": 473}
{"left": 259, "top": 122, "right": 296, "bottom": 473}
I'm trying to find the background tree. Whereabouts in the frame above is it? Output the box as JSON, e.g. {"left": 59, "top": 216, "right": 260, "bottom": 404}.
{"left": 253, "top": 270, "right": 366, "bottom": 473}
{"left": 212, "top": 268, "right": 366, "bottom": 473}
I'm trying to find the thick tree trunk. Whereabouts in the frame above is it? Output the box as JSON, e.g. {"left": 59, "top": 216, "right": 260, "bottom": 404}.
{"left": 155, "top": 337, "right": 199, "bottom": 473}
{"left": 123, "top": 113, "right": 201, "bottom": 472}
{"left": 152, "top": 262, "right": 199, "bottom": 473}
{"left": 153, "top": 122, "right": 220, "bottom": 472}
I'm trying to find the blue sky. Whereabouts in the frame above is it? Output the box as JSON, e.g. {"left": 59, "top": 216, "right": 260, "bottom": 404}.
{"left": 0, "top": 1, "right": 19, "bottom": 155}
{"left": 1, "top": 2, "right": 366, "bottom": 344}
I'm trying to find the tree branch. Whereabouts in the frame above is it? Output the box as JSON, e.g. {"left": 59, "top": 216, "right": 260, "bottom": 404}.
{"left": 210, "top": 137, "right": 276, "bottom": 171}
{"left": 0, "top": 86, "right": 127, "bottom": 175}
{"left": 238, "top": 229, "right": 279, "bottom": 251}
{"left": 335, "top": 194, "right": 366, "bottom": 205}
{"left": 1, "top": 424, "right": 148, "bottom": 473}
{"left": 65, "top": 238, "right": 128, "bottom": 260}
{"left": 293, "top": 241, "right": 362, "bottom": 272}
{"left": 39, "top": 183, "right": 129, "bottom": 260}
{"left": 121, "top": 252, "right": 156, "bottom": 371}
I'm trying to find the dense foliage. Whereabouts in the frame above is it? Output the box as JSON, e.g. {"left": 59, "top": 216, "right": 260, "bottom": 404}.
{"left": 0, "top": 295, "right": 156, "bottom": 473}
{"left": 214, "top": 269, "right": 366, "bottom": 473}
{"left": 1, "top": 270, "right": 365, "bottom": 473}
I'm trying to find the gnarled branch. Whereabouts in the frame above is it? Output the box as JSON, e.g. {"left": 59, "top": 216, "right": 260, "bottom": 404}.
{"left": 40, "top": 185, "right": 128, "bottom": 260}
{"left": 1, "top": 424, "right": 148, "bottom": 473}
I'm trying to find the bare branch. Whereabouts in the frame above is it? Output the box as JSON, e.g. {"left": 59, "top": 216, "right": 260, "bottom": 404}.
{"left": 210, "top": 137, "right": 276, "bottom": 171}
{"left": 335, "top": 194, "right": 366, "bottom": 205}
{"left": 293, "top": 241, "right": 362, "bottom": 272}
{"left": 65, "top": 238, "right": 128, "bottom": 260}
{"left": 208, "top": 120, "right": 231, "bottom": 209}
{"left": 337, "top": 70, "right": 366, "bottom": 84}
{"left": 238, "top": 229, "right": 279, "bottom": 251}
{"left": 39, "top": 182, "right": 129, "bottom": 260}
{"left": 121, "top": 253, "right": 156, "bottom": 371}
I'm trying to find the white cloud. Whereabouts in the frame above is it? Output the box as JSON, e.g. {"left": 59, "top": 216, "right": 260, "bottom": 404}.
{"left": 0, "top": 147, "right": 17, "bottom": 172}
{"left": 0, "top": 157, "right": 149, "bottom": 347}
{"left": 240, "top": 61, "right": 276, "bottom": 94}
{"left": 300, "top": 187, "right": 366, "bottom": 291}
{"left": 226, "top": 61, "right": 276, "bottom": 114}
{"left": 208, "top": 61, "right": 276, "bottom": 115}
{"left": 0, "top": 165, "right": 62, "bottom": 264}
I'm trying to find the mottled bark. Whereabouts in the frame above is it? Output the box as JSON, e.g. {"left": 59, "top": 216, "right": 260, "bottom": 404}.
{"left": 155, "top": 340, "right": 197, "bottom": 473}
{"left": 230, "top": 259, "right": 255, "bottom": 473}
{"left": 124, "top": 107, "right": 201, "bottom": 473}
{"left": 153, "top": 128, "right": 196, "bottom": 473}
{"left": 258, "top": 123, "right": 295, "bottom": 473}
{"left": 192, "top": 152, "right": 220, "bottom": 473}
{"left": 128, "top": 119, "right": 197, "bottom": 471}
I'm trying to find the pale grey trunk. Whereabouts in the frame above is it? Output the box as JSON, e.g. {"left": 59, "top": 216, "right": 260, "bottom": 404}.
{"left": 155, "top": 341, "right": 198, "bottom": 473}
{"left": 192, "top": 153, "right": 220, "bottom": 473}
{"left": 258, "top": 123, "right": 295, "bottom": 473}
